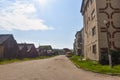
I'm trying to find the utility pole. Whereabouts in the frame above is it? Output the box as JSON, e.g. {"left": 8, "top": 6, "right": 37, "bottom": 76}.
{"left": 104, "top": 20, "right": 112, "bottom": 68}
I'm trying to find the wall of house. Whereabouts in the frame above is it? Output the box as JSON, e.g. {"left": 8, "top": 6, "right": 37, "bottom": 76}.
{"left": 18, "top": 47, "right": 27, "bottom": 59}
{"left": 26, "top": 46, "right": 38, "bottom": 58}
{"left": 74, "top": 29, "right": 84, "bottom": 56}
{"left": 81, "top": 28, "right": 84, "bottom": 56}
{"left": 96, "top": 0, "right": 120, "bottom": 59}
{"left": 74, "top": 31, "right": 82, "bottom": 56}
{"left": 82, "top": 0, "right": 120, "bottom": 61}
{"left": 82, "top": 0, "right": 99, "bottom": 61}
{"left": 0, "top": 46, "right": 4, "bottom": 59}
{"left": 3, "top": 37, "right": 18, "bottom": 59}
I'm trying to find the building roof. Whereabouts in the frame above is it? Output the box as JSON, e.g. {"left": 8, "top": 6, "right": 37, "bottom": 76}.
{"left": 0, "top": 34, "right": 13, "bottom": 44}
{"left": 80, "top": 0, "right": 84, "bottom": 13}
{"left": 18, "top": 44, "right": 26, "bottom": 50}
{"left": 63, "top": 48, "right": 71, "bottom": 52}
{"left": 26, "top": 44, "right": 35, "bottom": 52}
{"left": 39, "top": 45, "right": 52, "bottom": 50}
{"left": 75, "top": 31, "right": 81, "bottom": 37}
{"left": 80, "top": 0, "right": 89, "bottom": 15}
{"left": 75, "top": 28, "right": 84, "bottom": 37}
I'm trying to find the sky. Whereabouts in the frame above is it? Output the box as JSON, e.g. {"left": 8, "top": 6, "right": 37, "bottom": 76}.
{"left": 0, "top": 0, "right": 83, "bottom": 49}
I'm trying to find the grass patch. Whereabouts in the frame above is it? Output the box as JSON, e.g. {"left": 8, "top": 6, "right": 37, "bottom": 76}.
{"left": 70, "top": 55, "right": 120, "bottom": 75}
{"left": 0, "top": 55, "right": 56, "bottom": 65}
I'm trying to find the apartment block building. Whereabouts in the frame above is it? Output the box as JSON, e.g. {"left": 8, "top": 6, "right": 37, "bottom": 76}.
{"left": 74, "top": 29, "right": 84, "bottom": 56}
{"left": 81, "top": 0, "right": 120, "bottom": 61}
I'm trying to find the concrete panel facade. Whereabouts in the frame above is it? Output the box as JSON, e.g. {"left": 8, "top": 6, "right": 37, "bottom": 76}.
{"left": 81, "top": 0, "right": 120, "bottom": 61}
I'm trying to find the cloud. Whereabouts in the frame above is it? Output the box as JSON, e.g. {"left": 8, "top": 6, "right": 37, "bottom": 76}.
{"left": 0, "top": 0, "right": 54, "bottom": 31}
{"left": 37, "top": 0, "right": 48, "bottom": 8}
{"left": 35, "top": 0, "right": 56, "bottom": 10}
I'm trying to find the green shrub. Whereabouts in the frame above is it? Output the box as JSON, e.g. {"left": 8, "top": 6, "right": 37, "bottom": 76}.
{"left": 0, "top": 55, "right": 56, "bottom": 65}
{"left": 99, "top": 50, "right": 120, "bottom": 65}
{"left": 111, "top": 50, "right": 120, "bottom": 65}
{"left": 70, "top": 55, "right": 120, "bottom": 74}
{"left": 99, "top": 53, "right": 109, "bottom": 65}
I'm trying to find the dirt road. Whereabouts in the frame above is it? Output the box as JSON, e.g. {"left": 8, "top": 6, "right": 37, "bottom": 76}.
{"left": 0, "top": 55, "right": 120, "bottom": 80}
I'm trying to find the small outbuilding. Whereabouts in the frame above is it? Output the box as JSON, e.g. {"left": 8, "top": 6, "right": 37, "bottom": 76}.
{"left": 18, "top": 44, "right": 28, "bottom": 59}
{"left": 38, "top": 45, "right": 54, "bottom": 56}
{"left": 26, "top": 44, "right": 38, "bottom": 58}
{"left": 0, "top": 34, "right": 18, "bottom": 59}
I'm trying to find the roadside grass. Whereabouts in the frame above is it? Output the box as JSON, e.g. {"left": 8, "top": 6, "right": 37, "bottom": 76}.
{"left": 0, "top": 56, "right": 56, "bottom": 65}
{"left": 70, "top": 55, "right": 120, "bottom": 75}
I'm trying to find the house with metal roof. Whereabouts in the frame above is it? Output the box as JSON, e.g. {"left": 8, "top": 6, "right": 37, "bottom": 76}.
{"left": 38, "top": 45, "right": 54, "bottom": 56}
{"left": 18, "top": 43, "right": 28, "bottom": 59}
{"left": 0, "top": 34, "right": 18, "bottom": 59}
{"left": 26, "top": 44, "right": 38, "bottom": 58}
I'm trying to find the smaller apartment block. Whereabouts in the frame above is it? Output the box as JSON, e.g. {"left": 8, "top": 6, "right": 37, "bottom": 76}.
{"left": 74, "top": 29, "right": 84, "bottom": 56}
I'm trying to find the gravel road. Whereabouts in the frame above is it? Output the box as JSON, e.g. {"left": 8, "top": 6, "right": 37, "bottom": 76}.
{"left": 0, "top": 55, "right": 120, "bottom": 80}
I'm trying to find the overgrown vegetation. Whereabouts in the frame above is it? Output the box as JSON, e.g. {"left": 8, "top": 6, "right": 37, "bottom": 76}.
{"left": 0, "top": 56, "right": 56, "bottom": 65}
{"left": 70, "top": 55, "right": 120, "bottom": 75}
{"left": 111, "top": 50, "right": 120, "bottom": 65}
{"left": 100, "top": 50, "right": 120, "bottom": 65}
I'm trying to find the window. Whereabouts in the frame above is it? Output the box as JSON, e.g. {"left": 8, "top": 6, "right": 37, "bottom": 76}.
{"left": 92, "top": 44, "right": 96, "bottom": 54}
{"left": 90, "top": 0, "right": 94, "bottom": 4}
{"left": 88, "top": 17, "right": 90, "bottom": 21}
{"left": 91, "top": 9, "right": 95, "bottom": 20}
{"left": 92, "top": 26, "right": 96, "bottom": 36}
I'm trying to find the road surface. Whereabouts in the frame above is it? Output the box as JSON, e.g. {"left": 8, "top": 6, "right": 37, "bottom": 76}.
{"left": 0, "top": 55, "right": 120, "bottom": 80}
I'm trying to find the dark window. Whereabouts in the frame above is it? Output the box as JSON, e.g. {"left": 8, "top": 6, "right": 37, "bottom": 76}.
{"left": 92, "top": 26, "right": 96, "bottom": 36}
{"left": 88, "top": 17, "right": 90, "bottom": 21}
{"left": 92, "top": 44, "right": 96, "bottom": 54}
{"left": 90, "top": 0, "right": 94, "bottom": 4}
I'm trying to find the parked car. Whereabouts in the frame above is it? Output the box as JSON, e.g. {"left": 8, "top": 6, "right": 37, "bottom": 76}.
{"left": 65, "top": 52, "right": 72, "bottom": 57}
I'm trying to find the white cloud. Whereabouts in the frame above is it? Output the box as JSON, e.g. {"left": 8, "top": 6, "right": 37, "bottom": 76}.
{"left": 0, "top": 0, "right": 54, "bottom": 31}
{"left": 35, "top": 0, "right": 56, "bottom": 10}
{"left": 37, "top": 0, "right": 48, "bottom": 7}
